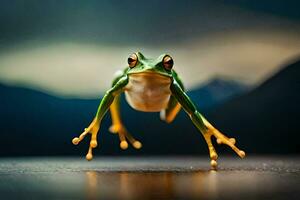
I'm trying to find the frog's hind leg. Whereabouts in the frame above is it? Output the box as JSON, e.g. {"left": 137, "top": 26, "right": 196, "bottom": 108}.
{"left": 109, "top": 95, "right": 142, "bottom": 149}
{"left": 160, "top": 96, "right": 181, "bottom": 123}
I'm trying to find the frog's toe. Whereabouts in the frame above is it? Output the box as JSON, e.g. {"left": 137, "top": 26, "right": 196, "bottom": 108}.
{"left": 133, "top": 141, "right": 142, "bottom": 149}
{"left": 216, "top": 138, "right": 222, "bottom": 144}
{"left": 72, "top": 137, "right": 80, "bottom": 145}
{"left": 229, "top": 138, "right": 236, "bottom": 145}
{"left": 210, "top": 160, "right": 218, "bottom": 169}
{"left": 120, "top": 141, "right": 129, "bottom": 150}
{"left": 86, "top": 153, "right": 93, "bottom": 161}
{"left": 238, "top": 150, "right": 246, "bottom": 158}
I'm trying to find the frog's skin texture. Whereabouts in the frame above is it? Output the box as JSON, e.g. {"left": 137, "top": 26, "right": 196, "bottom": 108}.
{"left": 72, "top": 52, "right": 245, "bottom": 169}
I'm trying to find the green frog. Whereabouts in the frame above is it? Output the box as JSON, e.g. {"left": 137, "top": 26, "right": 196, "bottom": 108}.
{"left": 72, "top": 52, "right": 245, "bottom": 169}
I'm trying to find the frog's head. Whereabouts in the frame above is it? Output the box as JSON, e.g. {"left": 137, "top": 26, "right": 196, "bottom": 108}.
{"left": 126, "top": 52, "right": 174, "bottom": 77}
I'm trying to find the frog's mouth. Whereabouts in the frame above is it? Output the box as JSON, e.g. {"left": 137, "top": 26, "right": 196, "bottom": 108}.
{"left": 128, "top": 69, "right": 172, "bottom": 78}
{"left": 129, "top": 71, "right": 172, "bottom": 81}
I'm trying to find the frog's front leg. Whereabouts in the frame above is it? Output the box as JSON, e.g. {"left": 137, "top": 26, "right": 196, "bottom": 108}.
{"left": 72, "top": 76, "right": 129, "bottom": 160}
{"left": 109, "top": 94, "right": 142, "bottom": 150}
{"left": 170, "top": 80, "right": 245, "bottom": 169}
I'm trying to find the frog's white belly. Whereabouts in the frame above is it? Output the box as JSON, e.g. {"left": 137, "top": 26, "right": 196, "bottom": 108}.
{"left": 125, "top": 73, "right": 172, "bottom": 112}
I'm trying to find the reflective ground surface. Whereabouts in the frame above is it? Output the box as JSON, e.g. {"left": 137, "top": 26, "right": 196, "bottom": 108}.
{"left": 0, "top": 156, "right": 299, "bottom": 200}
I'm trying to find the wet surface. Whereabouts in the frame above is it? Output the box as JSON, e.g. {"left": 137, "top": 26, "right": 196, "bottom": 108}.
{"left": 0, "top": 156, "right": 299, "bottom": 200}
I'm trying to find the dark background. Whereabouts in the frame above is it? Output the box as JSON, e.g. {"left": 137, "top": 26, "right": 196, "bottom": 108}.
{"left": 0, "top": 0, "right": 299, "bottom": 157}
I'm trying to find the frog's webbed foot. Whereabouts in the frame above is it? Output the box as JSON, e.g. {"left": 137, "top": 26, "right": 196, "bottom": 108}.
{"left": 109, "top": 124, "right": 142, "bottom": 150}
{"left": 72, "top": 118, "right": 100, "bottom": 161}
{"left": 203, "top": 119, "right": 246, "bottom": 169}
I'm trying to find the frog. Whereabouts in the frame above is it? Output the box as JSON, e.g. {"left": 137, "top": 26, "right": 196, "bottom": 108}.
{"left": 72, "top": 52, "right": 245, "bottom": 169}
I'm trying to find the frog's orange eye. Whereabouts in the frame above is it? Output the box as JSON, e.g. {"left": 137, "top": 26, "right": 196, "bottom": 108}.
{"left": 128, "top": 53, "right": 138, "bottom": 68}
{"left": 163, "top": 55, "right": 173, "bottom": 70}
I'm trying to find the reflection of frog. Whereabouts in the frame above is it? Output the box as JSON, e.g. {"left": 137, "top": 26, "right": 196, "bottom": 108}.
{"left": 72, "top": 52, "right": 245, "bottom": 169}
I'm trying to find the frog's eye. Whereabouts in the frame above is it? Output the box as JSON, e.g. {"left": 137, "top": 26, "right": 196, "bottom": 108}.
{"left": 163, "top": 55, "right": 173, "bottom": 70}
{"left": 128, "top": 53, "right": 138, "bottom": 68}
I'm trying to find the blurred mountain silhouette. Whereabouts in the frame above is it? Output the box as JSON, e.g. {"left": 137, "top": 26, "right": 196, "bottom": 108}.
{"left": 189, "top": 77, "right": 248, "bottom": 110}
{"left": 0, "top": 84, "right": 98, "bottom": 156}
{"left": 206, "top": 59, "right": 300, "bottom": 153}
{"left": 0, "top": 59, "right": 299, "bottom": 156}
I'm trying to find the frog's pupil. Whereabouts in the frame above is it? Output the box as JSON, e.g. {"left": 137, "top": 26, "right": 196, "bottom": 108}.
{"left": 164, "top": 57, "right": 173, "bottom": 70}
{"left": 166, "top": 59, "right": 173, "bottom": 66}
{"left": 128, "top": 55, "right": 137, "bottom": 68}
{"left": 128, "top": 57, "right": 134, "bottom": 63}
